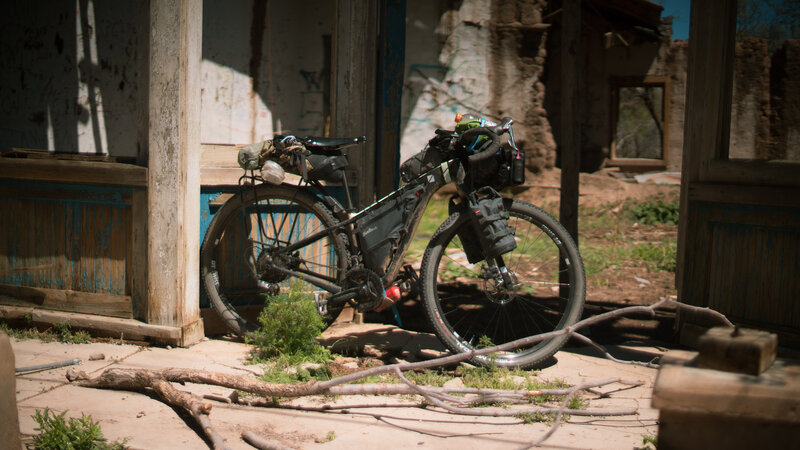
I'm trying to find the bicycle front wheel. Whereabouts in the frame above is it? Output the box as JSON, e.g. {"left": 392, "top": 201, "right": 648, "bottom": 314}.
{"left": 420, "top": 199, "right": 585, "bottom": 369}
{"left": 200, "top": 184, "right": 348, "bottom": 336}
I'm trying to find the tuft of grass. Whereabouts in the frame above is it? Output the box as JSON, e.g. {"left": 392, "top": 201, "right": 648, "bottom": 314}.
{"left": 1, "top": 321, "right": 91, "bottom": 344}
{"left": 31, "top": 408, "right": 127, "bottom": 450}
{"left": 403, "top": 369, "right": 455, "bottom": 387}
{"left": 53, "top": 322, "right": 92, "bottom": 344}
{"left": 633, "top": 242, "right": 677, "bottom": 272}
{"left": 641, "top": 433, "right": 658, "bottom": 448}
{"left": 516, "top": 412, "right": 554, "bottom": 424}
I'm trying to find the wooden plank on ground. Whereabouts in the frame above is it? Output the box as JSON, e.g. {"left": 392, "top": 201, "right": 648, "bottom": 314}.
{"left": 0, "top": 305, "right": 182, "bottom": 343}
{"left": 0, "top": 284, "right": 132, "bottom": 319}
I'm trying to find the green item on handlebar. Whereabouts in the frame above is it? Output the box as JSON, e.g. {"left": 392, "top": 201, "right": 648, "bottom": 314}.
{"left": 455, "top": 119, "right": 490, "bottom": 152}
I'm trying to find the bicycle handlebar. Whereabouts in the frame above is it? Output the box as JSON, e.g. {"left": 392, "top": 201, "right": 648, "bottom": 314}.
{"left": 457, "top": 126, "right": 502, "bottom": 164}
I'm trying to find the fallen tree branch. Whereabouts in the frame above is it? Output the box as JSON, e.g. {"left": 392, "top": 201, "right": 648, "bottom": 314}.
{"left": 66, "top": 369, "right": 229, "bottom": 450}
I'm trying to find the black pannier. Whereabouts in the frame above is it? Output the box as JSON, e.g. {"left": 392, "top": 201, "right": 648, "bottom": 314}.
{"left": 463, "top": 187, "right": 516, "bottom": 260}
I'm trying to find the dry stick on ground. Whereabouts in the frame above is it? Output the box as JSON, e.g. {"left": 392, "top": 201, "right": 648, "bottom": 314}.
{"left": 65, "top": 368, "right": 230, "bottom": 450}
{"left": 66, "top": 298, "right": 731, "bottom": 448}
{"left": 241, "top": 430, "right": 291, "bottom": 450}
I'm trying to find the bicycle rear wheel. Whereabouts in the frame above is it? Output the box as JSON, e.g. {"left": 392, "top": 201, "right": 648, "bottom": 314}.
{"left": 420, "top": 199, "right": 585, "bottom": 369}
{"left": 200, "top": 184, "right": 348, "bottom": 336}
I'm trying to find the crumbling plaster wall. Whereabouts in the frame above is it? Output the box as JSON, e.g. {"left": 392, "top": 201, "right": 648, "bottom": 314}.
{"left": 730, "top": 38, "right": 800, "bottom": 162}
{"left": 771, "top": 40, "right": 800, "bottom": 162}
{"left": 201, "top": 0, "right": 333, "bottom": 145}
{"left": 545, "top": 16, "right": 681, "bottom": 172}
{"left": 399, "top": 0, "right": 554, "bottom": 171}
{"left": 730, "top": 38, "right": 771, "bottom": 160}
{"left": 400, "top": 0, "right": 492, "bottom": 163}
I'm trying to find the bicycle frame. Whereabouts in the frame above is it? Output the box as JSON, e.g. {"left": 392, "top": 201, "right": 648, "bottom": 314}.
{"left": 258, "top": 159, "right": 460, "bottom": 296}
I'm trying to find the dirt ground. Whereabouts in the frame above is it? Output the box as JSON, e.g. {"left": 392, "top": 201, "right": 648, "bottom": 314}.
{"left": 517, "top": 168, "right": 678, "bottom": 299}
{"left": 395, "top": 167, "right": 681, "bottom": 345}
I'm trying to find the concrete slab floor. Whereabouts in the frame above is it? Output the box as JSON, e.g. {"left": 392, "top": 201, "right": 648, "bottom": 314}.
{"left": 10, "top": 334, "right": 661, "bottom": 449}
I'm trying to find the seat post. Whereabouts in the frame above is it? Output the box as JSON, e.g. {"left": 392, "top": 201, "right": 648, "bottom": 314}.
{"left": 341, "top": 170, "right": 355, "bottom": 211}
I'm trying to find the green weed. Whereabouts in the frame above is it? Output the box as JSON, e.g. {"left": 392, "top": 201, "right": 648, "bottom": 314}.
{"left": 403, "top": 369, "right": 455, "bottom": 387}
{"left": 53, "top": 322, "right": 92, "bottom": 344}
{"left": 31, "top": 408, "right": 127, "bottom": 450}
{"left": 630, "top": 199, "right": 679, "bottom": 225}
{"left": 1, "top": 321, "right": 91, "bottom": 344}
{"left": 641, "top": 433, "right": 658, "bottom": 448}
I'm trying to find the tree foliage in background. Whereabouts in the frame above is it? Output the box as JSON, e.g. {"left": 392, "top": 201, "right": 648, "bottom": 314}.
{"left": 737, "top": 0, "right": 800, "bottom": 51}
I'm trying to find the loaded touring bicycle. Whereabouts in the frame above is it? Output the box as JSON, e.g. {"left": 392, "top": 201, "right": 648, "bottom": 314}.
{"left": 200, "top": 114, "right": 585, "bottom": 369}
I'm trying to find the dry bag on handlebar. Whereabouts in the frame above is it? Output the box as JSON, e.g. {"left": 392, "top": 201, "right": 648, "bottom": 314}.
{"left": 466, "top": 187, "right": 516, "bottom": 260}
{"left": 399, "top": 131, "right": 453, "bottom": 182}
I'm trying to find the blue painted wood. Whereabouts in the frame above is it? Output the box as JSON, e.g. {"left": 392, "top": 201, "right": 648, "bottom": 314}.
{"left": 0, "top": 179, "right": 132, "bottom": 296}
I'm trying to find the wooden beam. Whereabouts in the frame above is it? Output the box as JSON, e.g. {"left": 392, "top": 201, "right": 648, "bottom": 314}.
{"left": 331, "top": 0, "right": 378, "bottom": 208}
{"left": 0, "top": 158, "right": 146, "bottom": 187}
{"left": 145, "top": 0, "right": 203, "bottom": 344}
{"left": 688, "top": 183, "right": 800, "bottom": 208}
{"left": 653, "top": 357, "right": 800, "bottom": 423}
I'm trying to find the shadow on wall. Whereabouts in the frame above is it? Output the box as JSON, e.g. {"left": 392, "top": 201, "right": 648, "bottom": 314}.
{"left": 0, "top": 1, "right": 143, "bottom": 160}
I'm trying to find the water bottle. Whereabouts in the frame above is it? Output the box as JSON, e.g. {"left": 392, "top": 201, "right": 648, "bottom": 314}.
{"left": 511, "top": 150, "right": 525, "bottom": 184}
{"left": 260, "top": 160, "right": 285, "bottom": 185}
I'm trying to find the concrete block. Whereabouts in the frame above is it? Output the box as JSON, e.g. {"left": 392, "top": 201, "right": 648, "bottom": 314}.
{"left": 698, "top": 326, "right": 777, "bottom": 375}
{"left": 1, "top": 332, "right": 22, "bottom": 449}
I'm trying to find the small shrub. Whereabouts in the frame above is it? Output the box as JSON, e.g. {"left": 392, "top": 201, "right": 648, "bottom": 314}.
{"left": 32, "top": 408, "right": 127, "bottom": 450}
{"left": 247, "top": 281, "right": 331, "bottom": 363}
{"left": 631, "top": 199, "right": 679, "bottom": 225}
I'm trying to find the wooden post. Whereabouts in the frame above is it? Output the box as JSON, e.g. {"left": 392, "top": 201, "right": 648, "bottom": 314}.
{"left": 331, "top": 0, "right": 378, "bottom": 208}
{"left": 560, "top": 0, "right": 581, "bottom": 244}
{"left": 145, "top": 0, "right": 204, "bottom": 345}
{"left": 676, "top": 0, "right": 737, "bottom": 296}
{"left": 375, "top": 0, "right": 406, "bottom": 198}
